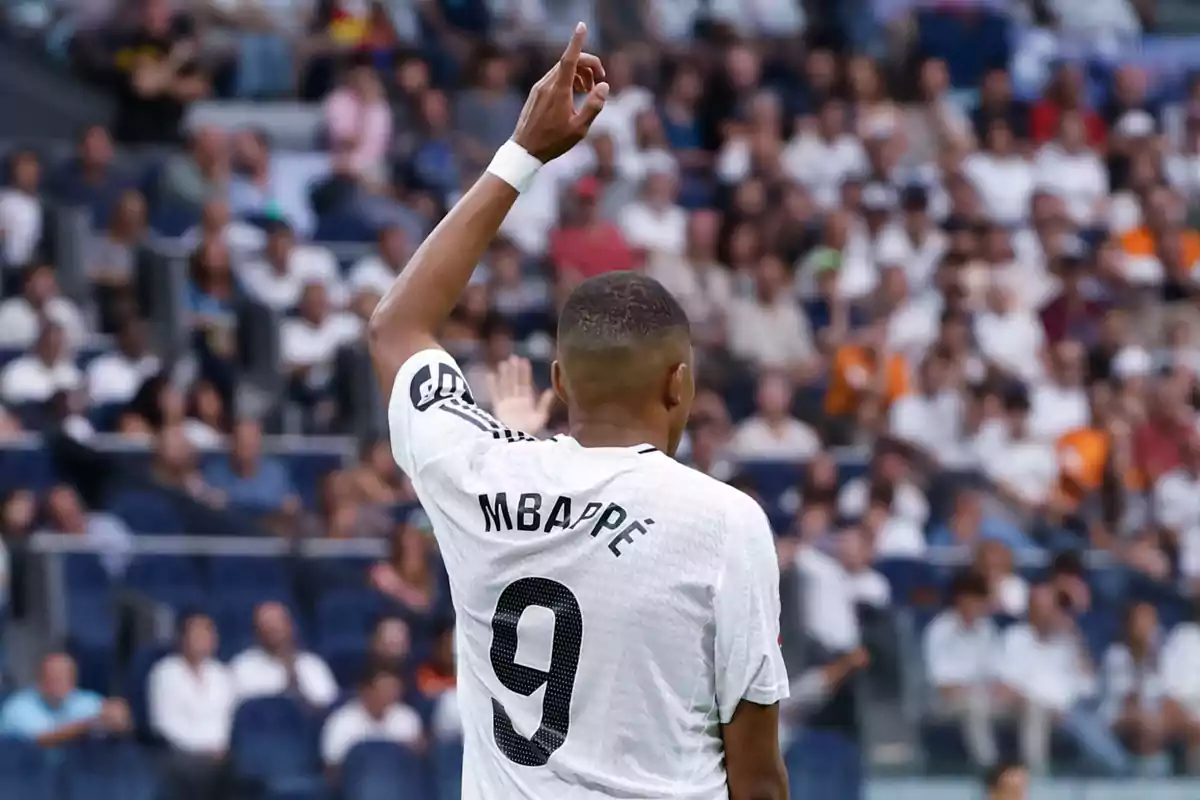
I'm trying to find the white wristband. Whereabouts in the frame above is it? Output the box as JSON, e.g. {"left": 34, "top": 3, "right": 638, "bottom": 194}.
{"left": 486, "top": 140, "right": 542, "bottom": 194}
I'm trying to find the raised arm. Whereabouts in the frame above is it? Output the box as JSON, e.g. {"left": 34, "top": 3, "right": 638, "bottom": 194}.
{"left": 366, "top": 23, "right": 608, "bottom": 397}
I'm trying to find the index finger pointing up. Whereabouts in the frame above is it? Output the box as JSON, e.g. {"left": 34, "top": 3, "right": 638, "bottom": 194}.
{"left": 557, "top": 22, "right": 588, "bottom": 85}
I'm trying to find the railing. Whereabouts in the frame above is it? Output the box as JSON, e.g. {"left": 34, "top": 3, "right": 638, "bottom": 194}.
{"left": 865, "top": 778, "right": 1199, "bottom": 799}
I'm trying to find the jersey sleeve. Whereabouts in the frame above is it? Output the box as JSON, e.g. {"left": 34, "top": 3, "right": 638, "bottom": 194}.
{"left": 387, "top": 348, "right": 524, "bottom": 479}
{"left": 713, "top": 495, "right": 790, "bottom": 724}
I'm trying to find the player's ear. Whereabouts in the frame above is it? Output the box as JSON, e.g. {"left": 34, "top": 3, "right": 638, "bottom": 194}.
{"left": 664, "top": 362, "right": 688, "bottom": 410}
{"left": 551, "top": 360, "right": 569, "bottom": 405}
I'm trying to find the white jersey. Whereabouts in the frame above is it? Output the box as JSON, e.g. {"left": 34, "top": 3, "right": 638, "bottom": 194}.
{"left": 387, "top": 349, "right": 789, "bottom": 800}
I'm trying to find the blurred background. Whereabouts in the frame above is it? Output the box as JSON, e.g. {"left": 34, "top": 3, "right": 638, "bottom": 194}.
{"left": 1, "top": 0, "right": 1200, "bottom": 798}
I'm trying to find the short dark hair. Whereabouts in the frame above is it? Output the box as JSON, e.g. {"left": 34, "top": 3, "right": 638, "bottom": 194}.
{"left": 948, "top": 570, "right": 990, "bottom": 603}
{"left": 359, "top": 663, "right": 399, "bottom": 689}
{"left": 558, "top": 272, "right": 689, "bottom": 352}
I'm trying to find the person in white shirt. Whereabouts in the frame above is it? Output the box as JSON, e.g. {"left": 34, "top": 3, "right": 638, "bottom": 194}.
{"left": 280, "top": 282, "right": 363, "bottom": 383}
{"left": 321, "top": 664, "right": 424, "bottom": 768}
{"left": 974, "top": 280, "right": 1045, "bottom": 384}
{"left": 643, "top": 210, "right": 733, "bottom": 348}
{"left": 240, "top": 221, "right": 343, "bottom": 313}
{"left": 1152, "top": 435, "right": 1200, "bottom": 592}
{"left": 861, "top": 488, "right": 927, "bottom": 558}
{"left": 924, "top": 571, "right": 1002, "bottom": 767}
{"left": 230, "top": 602, "right": 337, "bottom": 709}
{"left": 348, "top": 224, "right": 409, "bottom": 300}
{"left": 838, "top": 444, "right": 929, "bottom": 529}
{"left": 874, "top": 185, "right": 946, "bottom": 294}
{"left": 149, "top": 612, "right": 236, "bottom": 800}
{"left": 726, "top": 253, "right": 819, "bottom": 379}
{"left": 837, "top": 528, "right": 891, "bottom": 608}
{"left": 996, "top": 584, "right": 1129, "bottom": 775}
{"left": 0, "top": 263, "right": 87, "bottom": 351}
{"left": 1101, "top": 602, "right": 1170, "bottom": 774}
{"left": 1028, "top": 340, "right": 1089, "bottom": 443}
{"left": 795, "top": 533, "right": 861, "bottom": 655}
{"left": 1161, "top": 613, "right": 1200, "bottom": 772}
{"left": 782, "top": 98, "right": 868, "bottom": 210}
{"left": 0, "top": 323, "right": 82, "bottom": 405}
{"left": 0, "top": 149, "right": 44, "bottom": 268}
{"left": 617, "top": 163, "right": 687, "bottom": 257}
{"left": 86, "top": 318, "right": 161, "bottom": 406}
{"left": 978, "top": 386, "right": 1060, "bottom": 523}
{"left": 962, "top": 118, "right": 1035, "bottom": 228}
{"left": 729, "top": 372, "right": 821, "bottom": 461}
{"left": 1033, "top": 111, "right": 1108, "bottom": 228}
{"left": 889, "top": 350, "right": 965, "bottom": 466}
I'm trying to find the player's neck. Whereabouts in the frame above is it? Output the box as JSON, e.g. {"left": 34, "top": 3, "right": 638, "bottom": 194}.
{"left": 568, "top": 419, "right": 668, "bottom": 453}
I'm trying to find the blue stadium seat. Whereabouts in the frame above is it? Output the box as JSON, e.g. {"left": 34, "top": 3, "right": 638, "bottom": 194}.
{"left": 107, "top": 488, "right": 183, "bottom": 536}
{"left": 62, "top": 552, "right": 111, "bottom": 591}
{"left": 316, "top": 590, "right": 382, "bottom": 648}
{"left": 734, "top": 460, "right": 805, "bottom": 507}
{"left": 149, "top": 205, "right": 198, "bottom": 238}
{"left": 124, "top": 644, "right": 172, "bottom": 740}
{"left": 67, "top": 638, "right": 114, "bottom": 695}
{"left": 124, "top": 555, "right": 204, "bottom": 608}
{"left": 432, "top": 739, "right": 463, "bottom": 800}
{"left": 62, "top": 740, "right": 157, "bottom": 800}
{"left": 0, "top": 445, "right": 54, "bottom": 492}
{"left": 65, "top": 595, "right": 116, "bottom": 646}
{"left": 208, "top": 555, "right": 292, "bottom": 599}
{"left": 342, "top": 741, "right": 430, "bottom": 800}
{"left": 314, "top": 213, "right": 377, "bottom": 243}
{"left": 0, "top": 737, "right": 54, "bottom": 800}
{"left": 319, "top": 637, "right": 366, "bottom": 689}
{"left": 230, "top": 696, "right": 320, "bottom": 793}
{"left": 876, "top": 559, "right": 939, "bottom": 607}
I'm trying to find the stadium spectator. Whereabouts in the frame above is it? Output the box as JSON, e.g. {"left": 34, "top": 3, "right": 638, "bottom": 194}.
{"left": 148, "top": 611, "right": 235, "bottom": 800}
{"left": 0, "top": 149, "right": 45, "bottom": 270}
{"left": 1102, "top": 601, "right": 1170, "bottom": 774}
{"left": 369, "top": 521, "right": 445, "bottom": 628}
{"left": 924, "top": 571, "right": 1002, "bottom": 767}
{"left": 618, "top": 162, "right": 687, "bottom": 258}
{"left": 186, "top": 236, "right": 240, "bottom": 320}
{"left": 454, "top": 45, "right": 524, "bottom": 168}
{"left": 228, "top": 129, "right": 316, "bottom": 237}
{"left": 416, "top": 626, "right": 456, "bottom": 703}
{"left": 983, "top": 761, "right": 1029, "bottom": 800}
{"left": 40, "top": 484, "right": 133, "bottom": 575}
{"left": 160, "top": 127, "right": 229, "bottom": 212}
{"left": 0, "top": 652, "right": 131, "bottom": 746}
{"left": 729, "top": 373, "right": 821, "bottom": 461}
{"left": 48, "top": 124, "right": 127, "bottom": 226}
{"left": 149, "top": 425, "right": 225, "bottom": 507}
{"left": 345, "top": 438, "right": 412, "bottom": 506}
{"left": 281, "top": 282, "right": 361, "bottom": 379}
{"left": 0, "top": 323, "right": 82, "bottom": 406}
{"left": 203, "top": 419, "right": 300, "bottom": 517}
{"left": 324, "top": 54, "right": 392, "bottom": 183}
{"left": 86, "top": 317, "right": 160, "bottom": 406}
{"left": 365, "top": 616, "right": 411, "bottom": 676}
{"left": 976, "top": 385, "right": 1060, "bottom": 534}
{"left": 320, "top": 665, "right": 423, "bottom": 769}
{"left": 837, "top": 528, "right": 891, "bottom": 608}
{"left": 298, "top": 470, "right": 391, "bottom": 539}
{"left": 972, "top": 67, "right": 1030, "bottom": 143}
{"left": 839, "top": 442, "right": 928, "bottom": 527}
{"left": 347, "top": 224, "right": 409, "bottom": 300}
{"left": 0, "top": 263, "right": 87, "bottom": 351}
{"left": 1033, "top": 112, "right": 1108, "bottom": 228}
{"left": 996, "top": 583, "right": 1128, "bottom": 775}
{"left": 241, "top": 221, "right": 342, "bottom": 313}
{"left": 110, "top": 0, "right": 209, "bottom": 144}
{"left": 182, "top": 197, "right": 267, "bottom": 256}
{"left": 230, "top": 601, "right": 337, "bottom": 708}
{"left": 87, "top": 189, "right": 148, "bottom": 332}
{"left": 1162, "top": 604, "right": 1200, "bottom": 772}
{"left": 548, "top": 177, "right": 636, "bottom": 282}
{"left": 1029, "top": 63, "right": 1106, "bottom": 149}
{"left": 728, "top": 252, "right": 817, "bottom": 378}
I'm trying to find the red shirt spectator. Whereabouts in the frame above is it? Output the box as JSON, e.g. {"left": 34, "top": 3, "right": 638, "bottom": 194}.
{"left": 548, "top": 178, "right": 636, "bottom": 282}
{"left": 1029, "top": 64, "right": 1106, "bottom": 147}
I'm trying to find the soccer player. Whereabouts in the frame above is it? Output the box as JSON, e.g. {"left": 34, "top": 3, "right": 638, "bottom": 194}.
{"left": 367, "top": 24, "right": 789, "bottom": 800}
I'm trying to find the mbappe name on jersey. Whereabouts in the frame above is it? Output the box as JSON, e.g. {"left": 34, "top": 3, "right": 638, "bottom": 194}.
{"left": 479, "top": 492, "right": 656, "bottom": 558}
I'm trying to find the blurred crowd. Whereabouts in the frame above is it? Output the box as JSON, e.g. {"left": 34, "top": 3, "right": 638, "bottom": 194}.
{"left": 1, "top": 0, "right": 1200, "bottom": 794}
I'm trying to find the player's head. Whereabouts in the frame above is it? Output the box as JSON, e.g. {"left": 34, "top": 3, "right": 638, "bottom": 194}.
{"left": 553, "top": 272, "right": 693, "bottom": 456}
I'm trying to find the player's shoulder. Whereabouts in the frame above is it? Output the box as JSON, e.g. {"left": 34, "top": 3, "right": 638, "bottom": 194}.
{"left": 647, "top": 456, "right": 769, "bottom": 527}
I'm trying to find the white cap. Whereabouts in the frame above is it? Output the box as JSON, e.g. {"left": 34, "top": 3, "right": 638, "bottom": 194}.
{"left": 1113, "top": 346, "right": 1153, "bottom": 380}
{"left": 1117, "top": 110, "right": 1155, "bottom": 138}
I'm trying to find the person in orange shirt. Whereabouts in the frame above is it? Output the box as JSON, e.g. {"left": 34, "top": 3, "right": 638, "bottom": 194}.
{"left": 416, "top": 626, "right": 457, "bottom": 701}
{"left": 1054, "top": 383, "right": 1142, "bottom": 520}
{"left": 824, "top": 322, "right": 910, "bottom": 442}
{"left": 1119, "top": 186, "right": 1200, "bottom": 284}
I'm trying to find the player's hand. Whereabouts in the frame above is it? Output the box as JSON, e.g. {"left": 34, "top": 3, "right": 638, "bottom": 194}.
{"left": 488, "top": 356, "right": 554, "bottom": 437}
{"left": 512, "top": 23, "right": 608, "bottom": 163}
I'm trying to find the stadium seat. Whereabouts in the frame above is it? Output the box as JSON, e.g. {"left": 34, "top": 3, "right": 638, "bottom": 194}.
{"left": 319, "top": 637, "right": 366, "bottom": 689}
{"left": 432, "top": 739, "right": 463, "bottom": 800}
{"left": 208, "top": 555, "right": 292, "bottom": 599}
{"left": 734, "top": 460, "right": 805, "bottom": 508}
{"left": 0, "top": 737, "right": 54, "bottom": 800}
{"left": 124, "top": 644, "right": 173, "bottom": 740}
{"left": 0, "top": 444, "right": 54, "bottom": 492}
{"left": 876, "top": 559, "right": 939, "bottom": 607}
{"left": 314, "top": 212, "right": 377, "bottom": 243}
{"left": 124, "top": 555, "right": 204, "bottom": 608}
{"left": 148, "top": 205, "right": 197, "bottom": 237}
{"left": 62, "top": 551, "right": 111, "bottom": 591}
{"left": 316, "top": 590, "right": 382, "bottom": 647}
{"left": 230, "top": 696, "right": 320, "bottom": 794}
{"left": 106, "top": 488, "right": 184, "bottom": 536}
{"left": 62, "top": 740, "right": 157, "bottom": 800}
{"left": 342, "top": 741, "right": 430, "bottom": 800}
